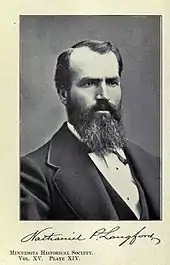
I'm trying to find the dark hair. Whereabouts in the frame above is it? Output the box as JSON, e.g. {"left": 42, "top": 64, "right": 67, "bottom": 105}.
{"left": 54, "top": 40, "right": 123, "bottom": 93}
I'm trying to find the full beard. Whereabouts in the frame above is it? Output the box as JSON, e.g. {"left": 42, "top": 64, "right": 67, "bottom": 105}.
{"left": 66, "top": 98, "right": 125, "bottom": 156}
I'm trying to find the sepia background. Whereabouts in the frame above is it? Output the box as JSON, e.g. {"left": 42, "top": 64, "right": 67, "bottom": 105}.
{"left": 20, "top": 15, "right": 160, "bottom": 156}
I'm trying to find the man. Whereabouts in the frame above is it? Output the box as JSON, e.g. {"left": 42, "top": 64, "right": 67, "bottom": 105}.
{"left": 20, "top": 40, "right": 160, "bottom": 220}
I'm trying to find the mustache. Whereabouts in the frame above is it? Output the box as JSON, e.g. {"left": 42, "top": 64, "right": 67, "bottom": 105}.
{"left": 90, "top": 99, "right": 121, "bottom": 121}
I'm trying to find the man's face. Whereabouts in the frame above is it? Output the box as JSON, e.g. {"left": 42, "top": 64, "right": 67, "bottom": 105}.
{"left": 65, "top": 46, "right": 124, "bottom": 155}
{"left": 68, "top": 46, "right": 121, "bottom": 115}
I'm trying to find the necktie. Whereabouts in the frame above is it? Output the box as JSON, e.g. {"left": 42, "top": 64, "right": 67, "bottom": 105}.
{"left": 113, "top": 149, "right": 128, "bottom": 165}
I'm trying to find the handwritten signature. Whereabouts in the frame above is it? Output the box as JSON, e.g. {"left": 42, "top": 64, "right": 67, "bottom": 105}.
{"left": 20, "top": 226, "right": 161, "bottom": 247}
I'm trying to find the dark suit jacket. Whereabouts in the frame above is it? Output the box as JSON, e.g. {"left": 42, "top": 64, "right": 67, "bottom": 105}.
{"left": 20, "top": 122, "right": 160, "bottom": 220}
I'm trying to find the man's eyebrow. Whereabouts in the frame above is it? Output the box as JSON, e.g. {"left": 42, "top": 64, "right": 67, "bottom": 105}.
{"left": 77, "top": 76, "right": 120, "bottom": 86}
{"left": 77, "top": 77, "right": 101, "bottom": 85}
{"left": 106, "top": 77, "right": 120, "bottom": 83}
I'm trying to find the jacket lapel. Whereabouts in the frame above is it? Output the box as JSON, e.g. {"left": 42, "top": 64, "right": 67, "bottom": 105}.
{"left": 46, "top": 123, "right": 118, "bottom": 220}
{"left": 124, "top": 141, "right": 160, "bottom": 218}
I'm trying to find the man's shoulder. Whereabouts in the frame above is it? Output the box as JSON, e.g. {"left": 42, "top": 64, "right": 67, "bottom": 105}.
{"left": 20, "top": 141, "right": 52, "bottom": 177}
{"left": 21, "top": 140, "right": 50, "bottom": 163}
{"left": 125, "top": 139, "right": 159, "bottom": 159}
{"left": 125, "top": 139, "right": 160, "bottom": 172}
{"left": 21, "top": 122, "right": 69, "bottom": 167}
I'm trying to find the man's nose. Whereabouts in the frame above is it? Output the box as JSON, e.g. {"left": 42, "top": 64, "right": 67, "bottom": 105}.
{"left": 95, "top": 80, "right": 110, "bottom": 101}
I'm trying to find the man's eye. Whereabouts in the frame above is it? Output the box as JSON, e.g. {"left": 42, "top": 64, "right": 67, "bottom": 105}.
{"left": 78, "top": 80, "right": 95, "bottom": 87}
{"left": 84, "top": 81, "right": 94, "bottom": 87}
{"left": 107, "top": 80, "right": 118, "bottom": 87}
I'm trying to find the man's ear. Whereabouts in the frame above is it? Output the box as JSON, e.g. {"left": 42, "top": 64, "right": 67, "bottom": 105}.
{"left": 58, "top": 89, "right": 68, "bottom": 105}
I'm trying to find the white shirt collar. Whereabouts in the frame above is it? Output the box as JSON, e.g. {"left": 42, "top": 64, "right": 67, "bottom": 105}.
{"left": 67, "top": 122, "right": 82, "bottom": 141}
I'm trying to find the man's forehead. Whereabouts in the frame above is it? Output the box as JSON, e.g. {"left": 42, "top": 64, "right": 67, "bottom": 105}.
{"left": 69, "top": 46, "right": 119, "bottom": 77}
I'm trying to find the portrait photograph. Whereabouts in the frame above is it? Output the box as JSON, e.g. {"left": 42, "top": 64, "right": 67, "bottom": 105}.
{"left": 20, "top": 15, "right": 161, "bottom": 221}
{"left": 1, "top": 0, "right": 170, "bottom": 263}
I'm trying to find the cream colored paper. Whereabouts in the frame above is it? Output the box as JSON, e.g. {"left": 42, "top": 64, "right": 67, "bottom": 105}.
{"left": 0, "top": 1, "right": 170, "bottom": 265}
